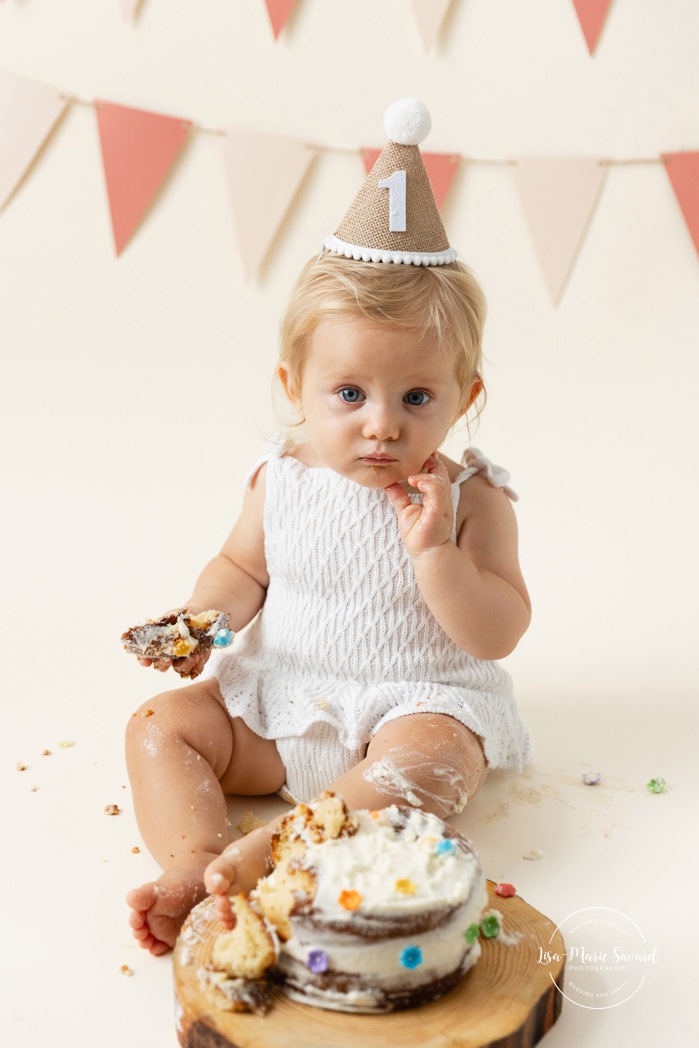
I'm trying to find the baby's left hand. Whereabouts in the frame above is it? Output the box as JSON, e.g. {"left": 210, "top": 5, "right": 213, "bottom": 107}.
{"left": 384, "top": 454, "right": 453, "bottom": 556}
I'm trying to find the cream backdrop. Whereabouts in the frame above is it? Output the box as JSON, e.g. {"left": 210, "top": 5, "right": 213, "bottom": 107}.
{"left": 2, "top": 0, "right": 697, "bottom": 708}
{"left": 1, "top": 3, "right": 698, "bottom": 1047}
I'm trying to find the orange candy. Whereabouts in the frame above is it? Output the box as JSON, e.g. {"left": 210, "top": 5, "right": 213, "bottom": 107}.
{"left": 338, "top": 889, "right": 363, "bottom": 911}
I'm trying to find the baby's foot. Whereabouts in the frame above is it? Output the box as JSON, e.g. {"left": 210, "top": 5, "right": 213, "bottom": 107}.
{"left": 126, "top": 856, "right": 217, "bottom": 955}
{"left": 204, "top": 824, "right": 277, "bottom": 927}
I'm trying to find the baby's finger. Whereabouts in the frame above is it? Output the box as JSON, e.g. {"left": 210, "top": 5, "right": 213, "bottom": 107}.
{"left": 422, "top": 453, "right": 450, "bottom": 478}
{"left": 173, "top": 654, "right": 205, "bottom": 679}
{"left": 383, "top": 481, "right": 412, "bottom": 510}
{"left": 408, "top": 471, "right": 449, "bottom": 494}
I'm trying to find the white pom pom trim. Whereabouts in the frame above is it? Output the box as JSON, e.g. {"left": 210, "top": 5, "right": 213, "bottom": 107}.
{"left": 322, "top": 235, "right": 456, "bottom": 267}
{"left": 383, "top": 98, "right": 432, "bottom": 146}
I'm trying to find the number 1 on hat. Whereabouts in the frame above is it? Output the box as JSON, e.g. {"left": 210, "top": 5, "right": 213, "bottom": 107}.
{"left": 379, "top": 170, "right": 407, "bottom": 232}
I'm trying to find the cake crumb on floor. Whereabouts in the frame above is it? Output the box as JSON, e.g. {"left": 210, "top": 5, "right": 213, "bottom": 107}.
{"left": 236, "top": 811, "right": 267, "bottom": 835}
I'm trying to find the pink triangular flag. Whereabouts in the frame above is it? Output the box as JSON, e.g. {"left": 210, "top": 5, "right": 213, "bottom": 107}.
{"left": 512, "top": 156, "right": 608, "bottom": 305}
{"left": 118, "top": 0, "right": 143, "bottom": 20}
{"left": 95, "top": 101, "right": 191, "bottom": 256}
{"left": 409, "top": 0, "right": 455, "bottom": 51}
{"left": 221, "top": 129, "right": 315, "bottom": 279}
{"left": 360, "top": 149, "right": 460, "bottom": 211}
{"left": 661, "top": 151, "right": 699, "bottom": 258}
{"left": 571, "top": 0, "right": 615, "bottom": 55}
{"left": 0, "top": 70, "right": 68, "bottom": 211}
{"left": 264, "top": 0, "right": 298, "bottom": 40}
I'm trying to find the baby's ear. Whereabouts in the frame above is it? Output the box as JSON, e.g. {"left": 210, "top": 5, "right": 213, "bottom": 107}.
{"left": 278, "top": 362, "right": 300, "bottom": 406}
{"left": 457, "top": 376, "right": 483, "bottom": 417}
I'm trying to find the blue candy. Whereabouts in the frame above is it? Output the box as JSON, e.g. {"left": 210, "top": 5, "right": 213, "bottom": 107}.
{"left": 434, "top": 838, "right": 456, "bottom": 856}
{"left": 213, "top": 628, "right": 233, "bottom": 648}
{"left": 400, "top": 946, "right": 423, "bottom": 969}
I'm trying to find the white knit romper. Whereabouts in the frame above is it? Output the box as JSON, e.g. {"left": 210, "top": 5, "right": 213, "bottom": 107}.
{"left": 208, "top": 439, "right": 531, "bottom": 803}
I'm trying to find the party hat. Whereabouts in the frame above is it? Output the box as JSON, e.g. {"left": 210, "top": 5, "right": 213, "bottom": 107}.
{"left": 323, "top": 98, "right": 456, "bottom": 266}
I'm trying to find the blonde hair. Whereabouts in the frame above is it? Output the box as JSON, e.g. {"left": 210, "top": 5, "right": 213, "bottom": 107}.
{"left": 279, "top": 253, "right": 487, "bottom": 414}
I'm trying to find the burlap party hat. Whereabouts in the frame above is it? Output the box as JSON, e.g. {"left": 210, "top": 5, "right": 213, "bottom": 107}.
{"left": 323, "top": 98, "right": 456, "bottom": 266}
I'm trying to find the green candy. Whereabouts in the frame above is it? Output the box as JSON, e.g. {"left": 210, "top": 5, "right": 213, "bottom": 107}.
{"left": 465, "top": 923, "right": 479, "bottom": 945}
{"left": 647, "top": 777, "right": 666, "bottom": 794}
{"left": 480, "top": 914, "right": 500, "bottom": 939}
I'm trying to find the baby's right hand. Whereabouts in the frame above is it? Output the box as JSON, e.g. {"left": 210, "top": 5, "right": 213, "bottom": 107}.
{"left": 138, "top": 648, "right": 212, "bottom": 679}
{"left": 134, "top": 606, "right": 213, "bottom": 679}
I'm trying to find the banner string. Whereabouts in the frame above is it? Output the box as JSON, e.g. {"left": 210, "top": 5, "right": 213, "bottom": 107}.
{"left": 59, "top": 94, "right": 674, "bottom": 167}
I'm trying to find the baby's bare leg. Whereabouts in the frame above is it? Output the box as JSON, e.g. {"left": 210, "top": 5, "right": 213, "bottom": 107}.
{"left": 205, "top": 714, "right": 486, "bottom": 919}
{"left": 125, "top": 678, "right": 285, "bottom": 953}
{"left": 332, "top": 713, "right": 487, "bottom": 817}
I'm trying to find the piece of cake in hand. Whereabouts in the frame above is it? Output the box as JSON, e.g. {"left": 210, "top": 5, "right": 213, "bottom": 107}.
{"left": 200, "top": 792, "right": 487, "bottom": 1014}
{"left": 120, "top": 609, "right": 231, "bottom": 677}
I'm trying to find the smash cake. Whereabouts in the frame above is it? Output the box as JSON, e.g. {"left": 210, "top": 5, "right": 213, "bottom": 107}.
{"left": 191, "top": 792, "right": 488, "bottom": 1015}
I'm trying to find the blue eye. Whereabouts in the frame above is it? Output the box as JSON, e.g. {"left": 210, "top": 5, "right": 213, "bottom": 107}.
{"left": 338, "top": 387, "right": 365, "bottom": 403}
{"left": 404, "top": 390, "right": 430, "bottom": 406}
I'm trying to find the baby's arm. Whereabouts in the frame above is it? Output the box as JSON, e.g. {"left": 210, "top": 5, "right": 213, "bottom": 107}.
{"left": 385, "top": 456, "right": 530, "bottom": 661}
{"left": 139, "top": 466, "right": 269, "bottom": 675}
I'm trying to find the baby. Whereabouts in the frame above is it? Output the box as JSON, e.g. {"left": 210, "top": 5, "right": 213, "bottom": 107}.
{"left": 125, "top": 100, "right": 531, "bottom": 955}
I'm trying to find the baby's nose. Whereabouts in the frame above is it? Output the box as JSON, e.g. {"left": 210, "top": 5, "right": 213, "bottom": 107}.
{"left": 363, "top": 405, "right": 400, "bottom": 441}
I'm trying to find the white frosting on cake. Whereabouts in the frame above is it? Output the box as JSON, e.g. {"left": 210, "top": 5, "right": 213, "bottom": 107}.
{"left": 297, "top": 808, "right": 481, "bottom": 915}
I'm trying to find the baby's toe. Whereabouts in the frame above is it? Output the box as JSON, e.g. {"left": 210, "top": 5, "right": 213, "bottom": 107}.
{"left": 204, "top": 846, "right": 241, "bottom": 895}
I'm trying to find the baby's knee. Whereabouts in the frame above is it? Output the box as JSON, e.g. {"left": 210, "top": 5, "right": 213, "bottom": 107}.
{"left": 363, "top": 717, "right": 487, "bottom": 818}
{"left": 125, "top": 689, "right": 184, "bottom": 751}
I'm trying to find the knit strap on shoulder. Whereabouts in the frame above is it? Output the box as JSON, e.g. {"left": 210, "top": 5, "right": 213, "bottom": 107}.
{"left": 454, "top": 447, "right": 518, "bottom": 501}
{"left": 244, "top": 431, "right": 292, "bottom": 487}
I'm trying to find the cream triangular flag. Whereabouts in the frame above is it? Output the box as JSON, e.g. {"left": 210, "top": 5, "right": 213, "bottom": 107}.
{"left": 512, "top": 156, "right": 608, "bottom": 305}
{"left": 0, "top": 70, "right": 68, "bottom": 211}
{"left": 220, "top": 129, "right": 315, "bottom": 279}
{"left": 409, "top": 0, "right": 455, "bottom": 51}
{"left": 118, "top": 0, "right": 143, "bottom": 20}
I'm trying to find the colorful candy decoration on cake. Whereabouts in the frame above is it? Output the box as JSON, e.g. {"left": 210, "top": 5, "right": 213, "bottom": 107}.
{"left": 400, "top": 946, "right": 423, "bottom": 969}
{"left": 306, "top": 950, "right": 329, "bottom": 974}
{"left": 480, "top": 914, "right": 501, "bottom": 939}
{"left": 465, "top": 923, "right": 479, "bottom": 945}
{"left": 434, "top": 838, "right": 457, "bottom": 856}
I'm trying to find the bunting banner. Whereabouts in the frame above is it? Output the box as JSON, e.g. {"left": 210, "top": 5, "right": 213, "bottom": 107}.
{"left": 4, "top": 0, "right": 619, "bottom": 54}
{"left": 409, "top": 0, "right": 456, "bottom": 52}
{"left": 0, "top": 73, "right": 697, "bottom": 298}
{"left": 361, "top": 148, "right": 461, "bottom": 212}
{"left": 264, "top": 0, "right": 298, "bottom": 40}
{"left": 95, "top": 101, "right": 192, "bottom": 256}
{"left": 661, "top": 152, "right": 699, "bottom": 258}
{"left": 512, "top": 156, "right": 609, "bottom": 306}
{"left": 220, "top": 128, "right": 315, "bottom": 278}
{"left": 0, "top": 70, "right": 67, "bottom": 211}
{"left": 571, "top": 0, "right": 616, "bottom": 55}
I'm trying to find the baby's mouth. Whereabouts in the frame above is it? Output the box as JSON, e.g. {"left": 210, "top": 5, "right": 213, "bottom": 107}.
{"left": 360, "top": 455, "right": 398, "bottom": 465}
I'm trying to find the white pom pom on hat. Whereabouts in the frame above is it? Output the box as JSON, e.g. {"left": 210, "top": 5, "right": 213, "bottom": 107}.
{"left": 383, "top": 98, "right": 432, "bottom": 146}
{"left": 323, "top": 98, "right": 457, "bottom": 266}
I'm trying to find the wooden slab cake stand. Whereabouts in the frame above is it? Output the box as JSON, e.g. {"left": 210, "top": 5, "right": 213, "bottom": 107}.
{"left": 173, "top": 881, "right": 565, "bottom": 1048}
